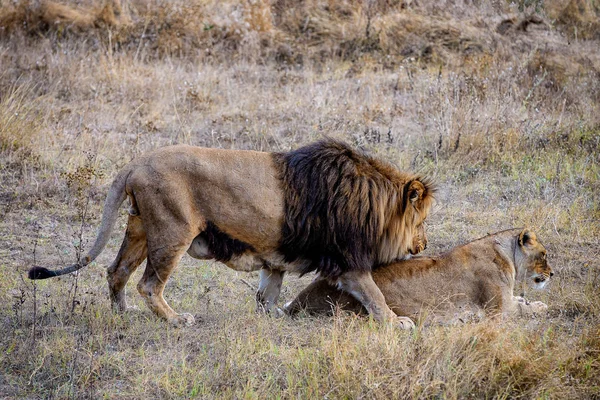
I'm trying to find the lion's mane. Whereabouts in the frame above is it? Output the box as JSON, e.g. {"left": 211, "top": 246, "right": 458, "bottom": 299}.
{"left": 274, "top": 140, "right": 433, "bottom": 280}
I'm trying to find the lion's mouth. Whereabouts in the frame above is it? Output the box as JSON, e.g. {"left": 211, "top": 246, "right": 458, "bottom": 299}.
{"left": 534, "top": 277, "right": 545, "bottom": 284}
{"left": 409, "top": 245, "right": 425, "bottom": 255}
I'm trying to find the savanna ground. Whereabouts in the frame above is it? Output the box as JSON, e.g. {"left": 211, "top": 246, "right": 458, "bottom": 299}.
{"left": 0, "top": 0, "right": 599, "bottom": 398}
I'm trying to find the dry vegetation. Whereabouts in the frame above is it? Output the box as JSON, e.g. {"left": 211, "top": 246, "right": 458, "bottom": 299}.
{"left": 0, "top": 0, "right": 599, "bottom": 398}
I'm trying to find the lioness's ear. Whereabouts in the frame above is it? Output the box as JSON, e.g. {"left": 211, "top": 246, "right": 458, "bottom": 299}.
{"left": 518, "top": 229, "right": 537, "bottom": 247}
{"left": 407, "top": 180, "right": 425, "bottom": 204}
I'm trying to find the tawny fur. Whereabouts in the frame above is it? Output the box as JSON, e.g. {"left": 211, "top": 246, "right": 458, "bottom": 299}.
{"left": 28, "top": 141, "right": 434, "bottom": 327}
{"left": 285, "top": 228, "right": 553, "bottom": 324}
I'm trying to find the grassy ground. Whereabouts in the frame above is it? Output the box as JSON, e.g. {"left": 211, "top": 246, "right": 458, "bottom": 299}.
{"left": 1, "top": 0, "right": 599, "bottom": 398}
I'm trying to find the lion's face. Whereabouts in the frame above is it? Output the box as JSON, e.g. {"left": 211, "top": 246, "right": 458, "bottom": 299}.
{"left": 409, "top": 222, "right": 427, "bottom": 255}
{"left": 404, "top": 180, "right": 433, "bottom": 256}
{"left": 518, "top": 229, "right": 554, "bottom": 290}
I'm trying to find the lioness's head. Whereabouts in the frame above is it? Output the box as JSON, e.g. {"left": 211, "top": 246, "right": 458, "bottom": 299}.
{"left": 517, "top": 229, "right": 554, "bottom": 289}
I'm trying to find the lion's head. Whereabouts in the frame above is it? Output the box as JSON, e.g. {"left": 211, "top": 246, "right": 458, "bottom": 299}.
{"left": 516, "top": 229, "right": 554, "bottom": 290}
{"left": 376, "top": 178, "right": 435, "bottom": 263}
{"left": 276, "top": 140, "right": 435, "bottom": 278}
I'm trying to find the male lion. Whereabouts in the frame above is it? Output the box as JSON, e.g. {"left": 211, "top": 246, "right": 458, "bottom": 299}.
{"left": 284, "top": 228, "right": 553, "bottom": 323}
{"left": 28, "top": 140, "right": 434, "bottom": 328}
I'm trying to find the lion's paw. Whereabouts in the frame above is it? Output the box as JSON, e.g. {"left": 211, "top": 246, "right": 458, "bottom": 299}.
{"left": 273, "top": 307, "right": 286, "bottom": 318}
{"left": 396, "top": 316, "right": 416, "bottom": 330}
{"left": 170, "top": 313, "right": 196, "bottom": 327}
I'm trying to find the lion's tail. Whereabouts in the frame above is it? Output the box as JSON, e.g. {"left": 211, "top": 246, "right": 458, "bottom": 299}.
{"left": 28, "top": 167, "right": 130, "bottom": 280}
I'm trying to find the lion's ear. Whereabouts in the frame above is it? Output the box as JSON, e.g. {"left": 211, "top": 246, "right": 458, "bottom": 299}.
{"left": 407, "top": 180, "right": 425, "bottom": 205}
{"left": 518, "top": 228, "right": 537, "bottom": 247}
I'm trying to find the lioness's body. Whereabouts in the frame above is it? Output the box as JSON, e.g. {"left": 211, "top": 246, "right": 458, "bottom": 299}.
{"left": 29, "top": 141, "right": 434, "bottom": 327}
{"left": 285, "top": 228, "right": 553, "bottom": 322}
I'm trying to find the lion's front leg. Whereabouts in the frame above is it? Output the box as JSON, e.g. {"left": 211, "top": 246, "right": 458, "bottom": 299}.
{"left": 256, "top": 267, "right": 285, "bottom": 313}
{"left": 337, "top": 270, "right": 415, "bottom": 330}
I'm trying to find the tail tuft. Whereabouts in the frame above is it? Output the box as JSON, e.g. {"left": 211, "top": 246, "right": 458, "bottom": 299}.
{"left": 28, "top": 266, "right": 57, "bottom": 280}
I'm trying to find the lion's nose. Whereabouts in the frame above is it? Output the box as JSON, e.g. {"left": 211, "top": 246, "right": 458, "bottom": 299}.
{"left": 550, "top": 271, "right": 554, "bottom": 277}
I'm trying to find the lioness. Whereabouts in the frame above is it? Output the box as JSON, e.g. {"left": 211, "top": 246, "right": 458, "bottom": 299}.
{"left": 285, "top": 228, "right": 553, "bottom": 323}
{"left": 29, "top": 140, "right": 434, "bottom": 328}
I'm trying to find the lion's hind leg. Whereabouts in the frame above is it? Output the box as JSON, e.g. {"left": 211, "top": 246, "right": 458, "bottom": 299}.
{"left": 137, "top": 246, "right": 196, "bottom": 326}
{"left": 136, "top": 221, "right": 199, "bottom": 327}
{"left": 107, "top": 215, "right": 147, "bottom": 313}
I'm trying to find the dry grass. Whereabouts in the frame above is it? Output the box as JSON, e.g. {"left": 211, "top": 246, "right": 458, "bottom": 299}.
{"left": 1, "top": 0, "right": 599, "bottom": 398}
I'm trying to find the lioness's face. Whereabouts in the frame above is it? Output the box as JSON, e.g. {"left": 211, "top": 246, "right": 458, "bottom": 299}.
{"left": 528, "top": 248, "right": 553, "bottom": 290}
{"left": 519, "top": 230, "right": 554, "bottom": 290}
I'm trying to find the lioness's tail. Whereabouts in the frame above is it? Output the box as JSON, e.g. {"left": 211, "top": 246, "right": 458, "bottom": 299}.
{"left": 28, "top": 168, "right": 130, "bottom": 280}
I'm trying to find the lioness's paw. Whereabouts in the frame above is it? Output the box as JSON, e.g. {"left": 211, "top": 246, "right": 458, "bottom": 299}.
{"left": 170, "top": 313, "right": 195, "bottom": 327}
{"left": 396, "top": 316, "right": 416, "bottom": 330}
{"left": 530, "top": 301, "right": 548, "bottom": 314}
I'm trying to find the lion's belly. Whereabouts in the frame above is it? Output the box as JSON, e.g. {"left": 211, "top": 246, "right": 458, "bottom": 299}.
{"left": 221, "top": 252, "right": 310, "bottom": 273}
{"left": 185, "top": 235, "right": 263, "bottom": 271}
{"left": 222, "top": 253, "right": 266, "bottom": 272}
{"left": 186, "top": 235, "right": 310, "bottom": 273}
